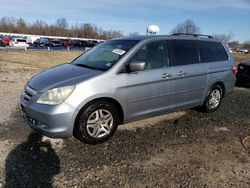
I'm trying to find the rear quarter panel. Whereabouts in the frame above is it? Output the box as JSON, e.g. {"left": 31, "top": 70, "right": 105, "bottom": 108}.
{"left": 206, "top": 59, "right": 236, "bottom": 98}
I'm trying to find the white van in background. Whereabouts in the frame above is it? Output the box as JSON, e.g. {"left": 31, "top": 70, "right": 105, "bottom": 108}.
{"left": 26, "top": 36, "right": 40, "bottom": 45}
{"left": 9, "top": 38, "right": 29, "bottom": 47}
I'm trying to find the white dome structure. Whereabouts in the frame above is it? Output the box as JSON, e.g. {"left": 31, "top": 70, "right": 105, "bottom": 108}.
{"left": 147, "top": 25, "right": 160, "bottom": 35}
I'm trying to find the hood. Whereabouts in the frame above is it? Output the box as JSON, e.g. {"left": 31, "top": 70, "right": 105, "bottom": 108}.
{"left": 240, "top": 60, "right": 250, "bottom": 66}
{"left": 28, "top": 63, "right": 102, "bottom": 92}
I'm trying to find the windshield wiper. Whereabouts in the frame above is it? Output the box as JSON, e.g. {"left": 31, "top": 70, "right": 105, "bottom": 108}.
{"left": 75, "top": 64, "right": 105, "bottom": 71}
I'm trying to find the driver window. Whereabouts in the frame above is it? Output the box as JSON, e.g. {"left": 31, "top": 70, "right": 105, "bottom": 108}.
{"left": 130, "top": 40, "right": 168, "bottom": 71}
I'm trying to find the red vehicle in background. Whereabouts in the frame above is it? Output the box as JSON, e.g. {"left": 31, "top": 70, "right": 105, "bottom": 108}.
{"left": 62, "top": 39, "right": 74, "bottom": 47}
{"left": 0, "top": 37, "right": 11, "bottom": 46}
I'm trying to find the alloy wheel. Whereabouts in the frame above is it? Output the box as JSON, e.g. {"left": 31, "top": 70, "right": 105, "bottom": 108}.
{"left": 86, "top": 109, "right": 114, "bottom": 138}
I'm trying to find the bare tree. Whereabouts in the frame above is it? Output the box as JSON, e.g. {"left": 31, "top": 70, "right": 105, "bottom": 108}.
{"left": 129, "top": 31, "right": 140, "bottom": 36}
{"left": 244, "top": 40, "right": 250, "bottom": 45}
{"left": 212, "top": 33, "right": 234, "bottom": 44}
{"left": 243, "top": 40, "right": 250, "bottom": 49}
{"left": 0, "top": 17, "right": 17, "bottom": 33}
{"left": 105, "top": 30, "right": 123, "bottom": 39}
{"left": 0, "top": 16, "right": 123, "bottom": 39}
{"left": 71, "top": 23, "right": 81, "bottom": 38}
{"left": 53, "top": 18, "right": 68, "bottom": 36}
{"left": 16, "top": 18, "right": 27, "bottom": 33}
{"left": 228, "top": 40, "right": 239, "bottom": 48}
{"left": 29, "top": 20, "right": 48, "bottom": 35}
{"left": 55, "top": 18, "right": 68, "bottom": 30}
{"left": 171, "top": 19, "right": 200, "bottom": 34}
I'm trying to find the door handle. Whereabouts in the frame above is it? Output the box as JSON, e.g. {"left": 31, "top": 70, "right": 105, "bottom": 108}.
{"left": 162, "top": 73, "right": 172, "bottom": 78}
{"left": 178, "top": 71, "right": 187, "bottom": 77}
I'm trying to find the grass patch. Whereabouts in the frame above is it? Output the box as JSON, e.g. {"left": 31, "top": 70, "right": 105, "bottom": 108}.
{"left": 0, "top": 51, "right": 83, "bottom": 69}
{"left": 233, "top": 53, "right": 250, "bottom": 64}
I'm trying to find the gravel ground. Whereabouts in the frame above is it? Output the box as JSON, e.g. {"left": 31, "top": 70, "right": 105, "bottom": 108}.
{"left": 0, "top": 51, "right": 250, "bottom": 187}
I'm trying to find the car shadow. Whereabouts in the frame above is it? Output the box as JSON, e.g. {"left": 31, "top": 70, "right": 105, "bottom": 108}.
{"left": 4, "top": 132, "right": 60, "bottom": 188}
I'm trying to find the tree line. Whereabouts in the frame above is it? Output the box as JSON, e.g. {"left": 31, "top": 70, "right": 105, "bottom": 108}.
{"left": 0, "top": 17, "right": 249, "bottom": 46}
{"left": 0, "top": 17, "right": 123, "bottom": 39}
{"left": 171, "top": 19, "right": 250, "bottom": 47}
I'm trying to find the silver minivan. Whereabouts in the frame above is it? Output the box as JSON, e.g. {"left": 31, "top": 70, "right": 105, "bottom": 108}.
{"left": 20, "top": 34, "right": 237, "bottom": 144}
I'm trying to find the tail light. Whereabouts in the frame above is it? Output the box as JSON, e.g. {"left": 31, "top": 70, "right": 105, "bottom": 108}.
{"left": 231, "top": 66, "right": 237, "bottom": 76}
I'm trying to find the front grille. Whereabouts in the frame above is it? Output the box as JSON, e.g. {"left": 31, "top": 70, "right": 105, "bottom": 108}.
{"left": 22, "top": 85, "right": 37, "bottom": 104}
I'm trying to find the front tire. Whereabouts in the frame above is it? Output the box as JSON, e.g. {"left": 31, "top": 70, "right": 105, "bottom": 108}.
{"left": 202, "top": 85, "right": 223, "bottom": 113}
{"left": 74, "top": 101, "right": 119, "bottom": 144}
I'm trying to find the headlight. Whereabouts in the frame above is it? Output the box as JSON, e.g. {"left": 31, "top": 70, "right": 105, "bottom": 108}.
{"left": 37, "top": 85, "right": 75, "bottom": 105}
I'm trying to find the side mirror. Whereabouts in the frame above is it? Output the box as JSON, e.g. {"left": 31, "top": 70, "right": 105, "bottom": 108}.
{"left": 129, "top": 61, "right": 146, "bottom": 72}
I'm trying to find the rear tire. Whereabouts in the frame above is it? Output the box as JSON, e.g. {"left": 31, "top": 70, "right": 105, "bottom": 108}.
{"left": 74, "top": 101, "right": 119, "bottom": 144}
{"left": 202, "top": 85, "right": 223, "bottom": 113}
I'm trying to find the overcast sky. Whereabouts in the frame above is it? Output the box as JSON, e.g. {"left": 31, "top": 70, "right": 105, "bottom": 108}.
{"left": 0, "top": 0, "right": 249, "bottom": 42}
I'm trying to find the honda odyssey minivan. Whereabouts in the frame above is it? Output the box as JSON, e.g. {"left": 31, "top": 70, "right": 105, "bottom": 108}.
{"left": 20, "top": 33, "right": 236, "bottom": 144}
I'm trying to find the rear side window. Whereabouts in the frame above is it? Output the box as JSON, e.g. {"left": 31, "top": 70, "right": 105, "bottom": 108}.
{"left": 199, "top": 41, "right": 228, "bottom": 62}
{"left": 168, "top": 40, "right": 199, "bottom": 66}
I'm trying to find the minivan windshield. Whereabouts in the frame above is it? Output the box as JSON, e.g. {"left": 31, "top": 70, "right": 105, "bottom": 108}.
{"left": 72, "top": 39, "right": 139, "bottom": 71}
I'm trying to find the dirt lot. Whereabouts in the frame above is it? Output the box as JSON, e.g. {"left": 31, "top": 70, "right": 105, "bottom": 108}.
{"left": 0, "top": 51, "right": 250, "bottom": 187}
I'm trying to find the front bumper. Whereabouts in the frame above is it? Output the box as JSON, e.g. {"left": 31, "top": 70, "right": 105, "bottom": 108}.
{"left": 19, "top": 99, "right": 78, "bottom": 138}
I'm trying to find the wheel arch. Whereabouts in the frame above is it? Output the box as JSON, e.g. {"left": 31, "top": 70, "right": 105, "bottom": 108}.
{"left": 211, "top": 82, "right": 225, "bottom": 97}
{"left": 203, "top": 81, "right": 225, "bottom": 104}
{"left": 199, "top": 81, "right": 225, "bottom": 113}
{"left": 74, "top": 97, "right": 124, "bottom": 129}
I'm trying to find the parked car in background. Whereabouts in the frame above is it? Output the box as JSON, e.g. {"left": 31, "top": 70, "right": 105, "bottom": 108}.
{"left": 39, "top": 38, "right": 51, "bottom": 46}
{"left": 1, "top": 37, "right": 11, "bottom": 46}
{"left": 87, "top": 40, "right": 98, "bottom": 47}
{"left": 71, "top": 39, "right": 81, "bottom": 47}
{"left": 237, "top": 48, "right": 248, "bottom": 54}
{"left": 33, "top": 39, "right": 41, "bottom": 47}
{"left": 72, "top": 39, "right": 87, "bottom": 47}
{"left": 0, "top": 40, "right": 6, "bottom": 47}
{"left": 51, "top": 39, "right": 62, "bottom": 47}
{"left": 9, "top": 38, "right": 29, "bottom": 47}
{"left": 79, "top": 40, "right": 87, "bottom": 47}
{"left": 62, "top": 39, "right": 74, "bottom": 47}
{"left": 236, "top": 60, "right": 250, "bottom": 87}
{"left": 20, "top": 34, "right": 236, "bottom": 144}
{"left": 80, "top": 40, "right": 88, "bottom": 48}
{"left": 26, "top": 36, "right": 40, "bottom": 46}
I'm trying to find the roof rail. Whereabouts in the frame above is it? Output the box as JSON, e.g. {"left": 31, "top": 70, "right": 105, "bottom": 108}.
{"left": 171, "top": 33, "right": 213, "bottom": 38}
